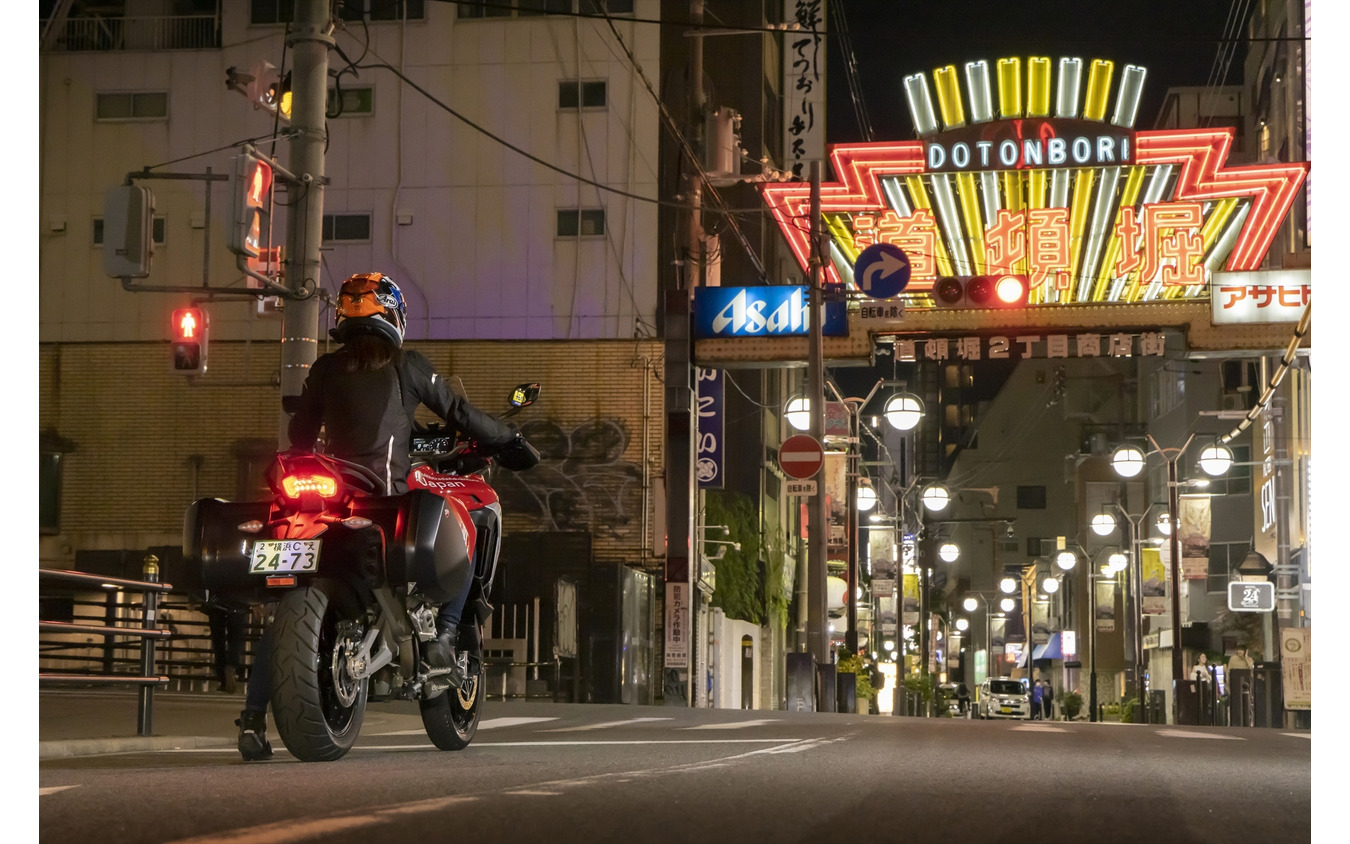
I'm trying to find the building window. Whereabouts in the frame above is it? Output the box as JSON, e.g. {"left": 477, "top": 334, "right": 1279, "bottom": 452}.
{"left": 322, "top": 213, "right": 372, "bottom": 243}
{"left": 250, "top": 0, "right": 294, "bottom": 23}
{"left": 328, "top": 86, "right": 374, "bottom": 117}
{"left": 340, "top": 0, "right": 425, "bottom": 22}
{"left": 1206, "top": 444, "right": 1252, "bottom": 496}
{"left": 39, "top": 452, "right": 63, "bottom": 535}
{"left": 95, "top": 92, "right": 168, "bottom": 121}
{"left": 559, "top": 80, "right": 607, "bottom": 110}
{"left": 458, "top": 1, "right": 629, "bottom": 18}
{"left": 1016, "top": 486, "right": 1047, "bottom": 509}
{"left": 557, "top": 209, "right": 605, "bottom": 237}
{"left": 92, "top": 216, "right": 166, "bottom": 246}
{"left": 1207, "top": 541, "right": 1248, "bottom": 593}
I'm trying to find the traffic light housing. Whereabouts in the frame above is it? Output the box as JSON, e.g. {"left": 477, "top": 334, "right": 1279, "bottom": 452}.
{"left": 228, "top": 152, "right": 274, "bottom": 258}
{"left": 171, "top": 307, "right": 208, "bottom": 375}
{"left": 932, "top": 274, "right": 1029, "bottom": 309}
{"left": 102, "top": 185, "right": 154, "bottom": 278}
{"left": 244, "top": 61, "right": 291, "bottom": 120}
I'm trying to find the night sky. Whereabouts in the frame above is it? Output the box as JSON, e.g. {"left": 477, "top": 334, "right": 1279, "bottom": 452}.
{"left": 825, "top": 0, "right": 1251, "bottom": 144}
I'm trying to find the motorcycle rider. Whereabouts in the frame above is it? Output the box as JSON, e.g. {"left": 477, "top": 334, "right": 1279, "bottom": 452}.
{"left": 235, "top": 271, "right": 529, "bottom": 760}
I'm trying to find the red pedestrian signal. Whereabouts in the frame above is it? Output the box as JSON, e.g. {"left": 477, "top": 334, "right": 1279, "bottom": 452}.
{"left": 932, "top": 274, "right": 1029, "bottom": 309}
{"left": 228, "top": 152, "right": 274, "bottom": 258}
{"left": 171, "top": 307, "right": 208, "bottom": 375}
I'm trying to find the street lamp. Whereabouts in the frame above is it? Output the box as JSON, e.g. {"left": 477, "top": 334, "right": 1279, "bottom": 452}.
{"left": 921, "top": 483, "right": 950, "bottom": 512}
{"left": 938, "top": 540, "right": 960, "bottom": 563}
{"left": 1090, "top": 513, "right": 1117, "bottom": 536}
{"left": 1055, "top": 549, "right": 1079, "bottom": 571}
{"left": 1110, "top": 444, "right": 1147, "bottom": 478}
{"left": 857, "top": 482, "right": 878, "bottom": 512}
{"left": 1197, "top": 442, "right": 1234, "bottom": 476}
{"left": 784, "top": 396, "right": 811, "bottom": 431}
{"left": 999, "top": 577, "right": 1018, "bottom": 594}
{"left": 883, "top": 394, "right": 924, "bottom": 431}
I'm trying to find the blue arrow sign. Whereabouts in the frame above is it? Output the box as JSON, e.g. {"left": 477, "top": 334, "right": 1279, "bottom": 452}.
{"left": 853, "top": 243, "right": 911, "bottom": 299}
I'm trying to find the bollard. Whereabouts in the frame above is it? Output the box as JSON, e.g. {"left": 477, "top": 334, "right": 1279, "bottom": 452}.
{"left": 138, "top": 553, "right": 160, "bottom": 737}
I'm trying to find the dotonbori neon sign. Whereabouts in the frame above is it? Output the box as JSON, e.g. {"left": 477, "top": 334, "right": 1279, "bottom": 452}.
{"left": 760, "top": 57, "right": 1309, "bottom": 306}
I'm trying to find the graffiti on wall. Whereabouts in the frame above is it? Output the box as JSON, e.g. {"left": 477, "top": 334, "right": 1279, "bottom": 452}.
{"left": 495, "top": 418, "right": 645, "bottom": 538}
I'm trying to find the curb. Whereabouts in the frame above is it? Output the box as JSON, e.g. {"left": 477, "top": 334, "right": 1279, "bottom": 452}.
{"left": 40, "top": 735, "right": 235, "bottom": 760}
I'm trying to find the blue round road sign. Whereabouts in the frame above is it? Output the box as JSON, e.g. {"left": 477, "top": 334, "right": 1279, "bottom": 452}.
{"left": 852, "top": 243, "right": 911, "bottom": 299}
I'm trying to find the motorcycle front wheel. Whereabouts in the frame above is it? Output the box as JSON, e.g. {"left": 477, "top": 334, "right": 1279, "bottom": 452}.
{"left": 420, "top": 622, "right": 484, "bottom": 750}
{"left": 269, "top": 582, "right": 368, "bottom": 762}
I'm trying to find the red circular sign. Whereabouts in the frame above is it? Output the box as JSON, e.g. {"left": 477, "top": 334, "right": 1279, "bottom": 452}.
{"left": 779, "top": 434, "right": 824, "bottom": 480}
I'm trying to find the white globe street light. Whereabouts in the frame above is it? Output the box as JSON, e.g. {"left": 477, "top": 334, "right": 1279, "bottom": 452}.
{"left": 1198, "top": 443, "right": 1234, "bottom": 476}
{"left": 1111, "top": 444, "right": 1147, "bottom": 478}
{"left": 963, "top": 597, "right": 979, "bottom": 612}
{"left": 938, "top": 541, "right": 960, "bottom": 563}
{"left": 921, "top": 484, "right": 950, "bottom": 512}
{"left": 1055, "top": 550, "right": 1078, "bottom": 571}
{"left": 1090, "top": 513, "right": 1116, "bottom": 536}
{"left": 1042, "top": 576, "right": 1060, "bottom": 594}
{"left": 1157, "top": 513, "right": 1172, "bottom": 536}
{"left": 955, "top": 618, "right": 969, "bottom": 632}
{"left": 1108, "top": 551, "right": 1128, "bottom": 572}
{"left": 883, "top": 394, "right": 924, "bottom": 431}
{"left": 785, "top": 397, "right": 810, "bottom": 431}
{"left": 857, "top": 484, "right": 878, "bottom": 512}
{"left": 999, "top": 597, "right": 1016, "bottom": 612}
{"left": 999, "top": 577, "right": 1018, "bottom": 594}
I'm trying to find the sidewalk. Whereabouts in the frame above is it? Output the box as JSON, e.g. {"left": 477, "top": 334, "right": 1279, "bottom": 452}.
{"left": 37, "top": 687, "right": 437, "bottom": 760}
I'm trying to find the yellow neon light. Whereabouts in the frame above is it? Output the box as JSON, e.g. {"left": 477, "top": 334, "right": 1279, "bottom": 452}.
{"left": 904, "top": 176, "right": 955, "bottom": 277}
{"left": 1084, "top": 60, "right": 1114, "bottom": 122}
{"left": 933, "top": 65, "right": 966, "bottom": 130}
{"left": 1028, "top": 170, "right": 1047, "bottom": 210}
{"left": 1067, "top": 168, "right": 1097, "bottom": 301}
{"left": 1002, "top": 172, "right": 1024, "bottom": 217}
{"left": 825, "top": 214, "right": 860, "bottom": 265}
{"left": 956, "top": 172, "right": 987, "bottom": 273}
{"left": 1027, "top": 57, "right": 1052, "bottom": 117}
{"left": 997, "top": 57, "right": 1023, "bottom": 118}
{"left": 1200, "top": 196, "right": 1239, "bottom": 250}
{"left": 1093, "top": 165, "right": 1147, "bottom": 301}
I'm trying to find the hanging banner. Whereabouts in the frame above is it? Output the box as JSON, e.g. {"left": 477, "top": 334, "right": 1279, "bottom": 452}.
{"left": 782, "top": 0, "right": 826, "bottom": 180}
{"left": 869, "top": 528, "right": 896, "bottom": 578}
{"left": 824, "top": 451, "right": 848, "bottom": 558}
{"left": 1179, "top": 495, "right": 1212, "bottom": 580}
{"left": 695, "top": 368, "right": 723, "bottom": 489}
{"left": 1142, "top": 547, "right": 1167, "bottom": 614}
{"left": 902, "top": 572, "right": 920, "bottom": 625}
{"left": 1095, "top": 578, "right": 1117, "bottom": 633}
{"left": 1031, "top": 598, "right": 1050, "bottom": 644}
{"left": 989, "top": 616, "right": 1007, "bottom": 654}
{"left": 1281, "top": 626, "right": 1311, "bottom": 710}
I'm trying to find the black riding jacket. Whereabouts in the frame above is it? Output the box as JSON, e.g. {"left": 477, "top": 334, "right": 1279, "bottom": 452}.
{"left": 288, "top": 347, "right": 516, "bottom": 494}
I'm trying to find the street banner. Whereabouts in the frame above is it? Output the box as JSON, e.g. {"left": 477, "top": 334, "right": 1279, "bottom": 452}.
{"left": 664, "top": 582, "right": 689, "bottom": 669}
{"left": 990, "top": 616, "right": 1007, "bottom": 651}
{"left": 1095, "top": 578, "right": 1116, "bottom": 633}
{"left": 902, "top": 572, "right": 920, "bottom": 625}
{"left": 869, "top": 528, "right": 896, "bottom": 578}
{"left": 1031, "top": 597, "right": 1050, "bottom": 644}
{"left": 1281, "top": 626, "right": 1311, "bottom": 710}
{"left": 824, "top": 451, "right": 848, "bottom": 556}
{"left": 1142, "top": 547, "right": 1167, "bottom": 614}
{"left": 1179, "top": 495, "right": 1211, "bottom": 579}
{"left": 695, "top": 367, "right": 723, "bottom": 489}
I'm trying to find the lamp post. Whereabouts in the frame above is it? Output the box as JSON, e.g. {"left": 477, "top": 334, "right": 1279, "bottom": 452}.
{"left": 963, "top": 593, "right": 993, "bottom": 687}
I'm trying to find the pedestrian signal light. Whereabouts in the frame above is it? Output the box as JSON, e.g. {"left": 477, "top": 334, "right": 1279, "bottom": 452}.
{"left": 228, "top": 153, "right": 273, "bottom": 258}
{"left": 171, "top": 307, "right": 208, "bottom": 375}
{"left": 932, "top": 275, "right": 1029, "bottom": 309}
{"left": 102, "top": 185, "right": 154, "bottom": 278}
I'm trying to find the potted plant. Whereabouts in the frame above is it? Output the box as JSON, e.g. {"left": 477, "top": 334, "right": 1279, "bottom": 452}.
{"left": 835, "top": 649, "right": 876, "bottom": 713}
{"left": 1060, "top": 690, "right": 1083, "bottom": 720}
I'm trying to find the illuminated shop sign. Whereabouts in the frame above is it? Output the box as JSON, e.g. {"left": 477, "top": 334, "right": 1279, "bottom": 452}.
{"left": 761, "top": 56, "right": 1309, "bottom": 308}
{"left": 693, "top": 285, "right": 848, "bottom": 338}
{"left": 888, "top": 331, "right": 1168, "bottom": 362}
{"left": 1210, "top": 270, "right": 1311, "bottom": 325}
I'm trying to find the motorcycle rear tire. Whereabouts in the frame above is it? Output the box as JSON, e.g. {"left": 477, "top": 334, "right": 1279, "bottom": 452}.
{"left": 420, "top": 623, "right": 484, "bottom": 751}
{"left": 269, "top": 582, "right": 368, "bottom": 762}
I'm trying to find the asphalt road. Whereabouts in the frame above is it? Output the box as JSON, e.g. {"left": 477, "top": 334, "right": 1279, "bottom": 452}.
{"left": 37, "top": 694, "right": 1311, "bottom": 844}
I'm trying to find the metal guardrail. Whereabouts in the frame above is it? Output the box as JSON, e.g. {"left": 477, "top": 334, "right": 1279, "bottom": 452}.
{"left": 39, "top": 557, "right": 173, "bottom": 736}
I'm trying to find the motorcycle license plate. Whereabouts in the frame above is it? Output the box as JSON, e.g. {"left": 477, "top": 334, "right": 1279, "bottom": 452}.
{"left": 249, "top": 539, "right": 321, "bottom": 573}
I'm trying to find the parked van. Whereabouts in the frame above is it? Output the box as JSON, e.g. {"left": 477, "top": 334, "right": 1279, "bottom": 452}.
{"left": 977, "top": 677, "right": 1031, "bottom": 720}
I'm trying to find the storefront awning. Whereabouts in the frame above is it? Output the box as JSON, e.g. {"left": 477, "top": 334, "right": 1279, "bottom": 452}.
{"left": 1033, "top": 633, "right": 1063, "bottom": 661}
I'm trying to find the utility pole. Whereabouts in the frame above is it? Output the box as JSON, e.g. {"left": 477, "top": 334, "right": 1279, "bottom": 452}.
{"left": 805, "top": 161, "right": 828, "bottom": 669}
{"left": 277, "top": 0, "right": 332, "bottom": 442}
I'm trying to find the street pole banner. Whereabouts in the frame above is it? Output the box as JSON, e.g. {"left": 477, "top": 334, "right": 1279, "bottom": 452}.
{"left": 1141, "top": 547, "right": 1167, "bottom": 614}
{"left": 695, "top": 367, "right": 723, "bottom": 489}
{"left": 1031, "top": 598, "right": 1050, "bottom": 644}
{"left": 1281, "top": 627, "right": 1311, "bottom": 710}
{"left": 869, "top": 528, "right": 896, "bottom": 578}
{"left": 990, "top": 616, "right": 1007, "bottom": 653}
{"left": 1179, "top": 495, "right": 1211, "bottom": 580}
{"left": 902, "top": 572, "right": 920, "bottom": 625}
{"left": 1095, "top": 578, "right": 1116, "bottom": 633}
{"left": 824, "top": 451, "right": 848, "bottom": 554}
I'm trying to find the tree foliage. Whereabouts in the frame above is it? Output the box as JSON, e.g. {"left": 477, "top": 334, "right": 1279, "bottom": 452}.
{"left": 704, "top": 490, "right": 793, "bottom": 630}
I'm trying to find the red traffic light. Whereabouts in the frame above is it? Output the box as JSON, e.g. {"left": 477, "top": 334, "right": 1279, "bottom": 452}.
{"left": 173, "top": 308, "right": 203, "bottom": 340}
{"left": 932, "top": 275, "right": 1029, "bottom": 309}
{"left": 170, "top": 307, "right": 208, "bottom": 375}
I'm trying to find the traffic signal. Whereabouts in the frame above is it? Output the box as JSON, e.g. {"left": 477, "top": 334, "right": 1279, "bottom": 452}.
{"left": 171, "top": 307, "right": 208, "bottom": 375}
{"left": 244, "top": 61, "right": 291, "bottom": 120}
{"left": 228, "top": 152, "right": 273, "bottom": 258}
{"left": 932, "top": 274, "right": 1029, "bottom": 309}
{"left": 102, "top": 185, "right": 154, "bottom": 278}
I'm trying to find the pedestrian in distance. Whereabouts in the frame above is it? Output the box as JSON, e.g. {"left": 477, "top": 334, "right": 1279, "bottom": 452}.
{"left": 1031, "top": 679, "right": 1044, "bottom": 720}
{"left": 1042, "top": 680, "right": 1054, "bottom": 720}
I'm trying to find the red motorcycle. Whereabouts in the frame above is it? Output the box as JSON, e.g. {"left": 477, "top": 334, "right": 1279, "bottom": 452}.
{"left": 184, "top": 383, "right": 540, "bottom": 762}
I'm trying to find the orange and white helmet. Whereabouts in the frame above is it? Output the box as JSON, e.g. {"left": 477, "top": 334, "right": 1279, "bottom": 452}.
{"left": 333, "top": 272, "right": 407, "bottom": 346}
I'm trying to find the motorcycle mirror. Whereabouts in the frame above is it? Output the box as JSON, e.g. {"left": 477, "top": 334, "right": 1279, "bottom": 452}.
{"left": 509, "top": 382, "right": 540, "bottom": 409}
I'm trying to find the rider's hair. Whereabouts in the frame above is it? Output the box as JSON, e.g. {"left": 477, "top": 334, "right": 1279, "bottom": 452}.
{"left": 342, "top": 330, "right": 403, "bottom": 373}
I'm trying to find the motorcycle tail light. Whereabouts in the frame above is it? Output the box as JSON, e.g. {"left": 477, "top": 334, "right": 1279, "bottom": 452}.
{"left": 281, "top": 474, "right": 339, "bottom": 499}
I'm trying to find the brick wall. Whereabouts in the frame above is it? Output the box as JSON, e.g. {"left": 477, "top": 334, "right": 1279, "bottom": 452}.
{"left": 39, "top": 339, "right": 665, "bottom": 568}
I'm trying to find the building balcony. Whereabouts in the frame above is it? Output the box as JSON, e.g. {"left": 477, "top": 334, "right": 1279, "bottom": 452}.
{"left": 42, "top": 14, "right": 221, "bottom": 52}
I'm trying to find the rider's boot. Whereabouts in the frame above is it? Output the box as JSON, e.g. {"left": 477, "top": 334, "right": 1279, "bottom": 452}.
{"left": 425, "top": 627, "right": 465, "bottom": 692}
{"left": 235, "top": 709, "right": 273, "bottom": 761}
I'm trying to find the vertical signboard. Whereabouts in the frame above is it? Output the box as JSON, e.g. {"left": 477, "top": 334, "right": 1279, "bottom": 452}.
{"left": 782, "top": 0, "right": 826, "bottom": 179}
{"left": 1095, "top": 578, "right": 1116, "bottom": 633}
{"left": 664, "top": 582, "right": 689, "bottom": 669}
{"left": 695, "top": 368, "right": 723, "bottom": 489}
{"left": 1281, "top": 626, "right": 1311, "bottom": 710}
{"left": 902, "top": 571, "right": 920, "bottom": 625}
{"left": 1179, "top": 495, "right": 1212, "bottom": 580}
{"left": 1142, "top": 547, "right": 1167, "bottom": 614}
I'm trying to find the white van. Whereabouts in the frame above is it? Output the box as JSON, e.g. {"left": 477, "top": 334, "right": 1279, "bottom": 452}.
{"left": 977, "top": 677, "right": 1031, "bottom": 720}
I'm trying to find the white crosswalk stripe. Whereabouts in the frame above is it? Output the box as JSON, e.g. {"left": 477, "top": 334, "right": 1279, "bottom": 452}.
{"left": 679, "top": 719, "right": 782, "bottom": 730}
{"left": 1155, "top": 729, "right": 1243, "bottom": 741}
{"left": 543, "top": 717, "right": 673, "bottom": 733}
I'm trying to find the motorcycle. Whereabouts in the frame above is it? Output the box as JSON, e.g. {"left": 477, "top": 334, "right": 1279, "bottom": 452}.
{"left": 183, "top": 382, "right": 541, "bottom": 762}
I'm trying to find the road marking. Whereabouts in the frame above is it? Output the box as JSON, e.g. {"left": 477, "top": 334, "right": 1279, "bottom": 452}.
{"left": 1281, "top": 732, "right": 1311, "bottom": 739}
{"left": 679, "top": 719, "right": 782, "bottom": 730}
{"left": 1155, "top": 729, "right": 1244, "bottom": 741}
{"left": 39, "top": 786, "right": 79, "bottom": 796}
{"left": 371, "top": 716, "right": 558, "bottom": 736}
{"left": 163, "top": 738, "right": 799, "bottom": 755}
{"left": 542, "top": 717, "right": 673, "bottom": 732}
{"left": 1011, "top": 724, "right": 1069, "bottom": 733}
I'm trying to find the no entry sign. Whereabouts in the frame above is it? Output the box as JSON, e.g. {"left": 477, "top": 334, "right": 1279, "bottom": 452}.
{"left": 779, "top": 434, "right": 824, "bottom": 480}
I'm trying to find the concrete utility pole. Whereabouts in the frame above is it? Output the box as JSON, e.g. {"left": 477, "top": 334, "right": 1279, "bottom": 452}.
{"left": 278, "top": 0, "right": 333, "bottom": 443}
{"left": 805, "top": 161, "right": 829, "bottom": 668}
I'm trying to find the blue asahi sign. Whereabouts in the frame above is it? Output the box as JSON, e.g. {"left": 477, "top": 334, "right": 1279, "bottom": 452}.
{"left": 693, "top": 286, "right": 848, "bottom": 338}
